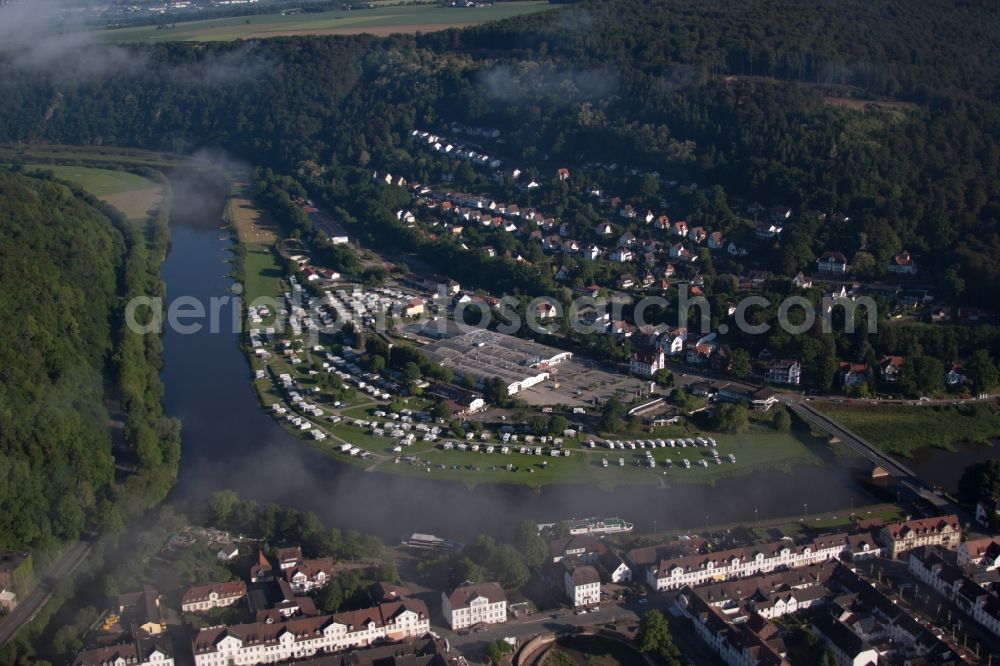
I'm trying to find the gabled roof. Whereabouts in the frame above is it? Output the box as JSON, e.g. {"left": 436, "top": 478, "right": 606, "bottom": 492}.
{"left": 447, "top": 582, "right": 506, "bottom": 610}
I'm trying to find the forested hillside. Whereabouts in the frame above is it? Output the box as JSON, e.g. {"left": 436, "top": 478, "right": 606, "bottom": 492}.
{"left": 0, "top": 170, "right": 122, "bottom": 551}
{"left": 0, "top": 0, "right": 998, "bottom": 302}
{"left": 0, "top": 167, "right": 179, "bottom": 555}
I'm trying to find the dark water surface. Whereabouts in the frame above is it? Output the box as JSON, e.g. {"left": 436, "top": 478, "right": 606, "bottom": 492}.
{"left": 160, "top": 179, "right": 878, "bottom": 542}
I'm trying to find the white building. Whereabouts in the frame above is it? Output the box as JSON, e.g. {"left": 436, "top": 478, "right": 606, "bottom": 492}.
{"left": 442, "top": 583, "right": 508, "bottom": 630}
{"left": 629, "top": 348, "right": 665, "bottom": 378}
{"left": 192, "top": 600, "right": 429, "bottom": 665}
{"left": 181, "top": 581, "right": 246, "bottom": 613}
{"left": 73, "top": 636, "right": 173, "bottom": 666}
{"left": 647, "top": 534, "right": 846, "bottom": 591}
{"left": 563, "top": 561, "right": 601, "bottom": 607}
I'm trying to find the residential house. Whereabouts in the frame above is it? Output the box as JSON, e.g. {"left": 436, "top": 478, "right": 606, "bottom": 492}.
{"left": 181, "top": 581, "right": 247, "bottom": 613}
{"left": 888, "top": 250, "right": 917, "bottom": 275}
{"left": 216, "top": 544, "right": 239, "bottom": 562}
{"left": 817, "top": 251, "right": 849, "bottom": 274}
{"left": 879, "top": 355, "right": 904, "bottom": 383}
{"left": 117, "top": 586, "right": 166, "bottom": 637}
{"left": 810, "top": 613, "right": 879, "bottom": 666}
{"left": 945, "top": 363, "right": 967, "bottom": 387}
{"left": 957, "top": 537, "right": 1000, "bottom": 569}
{"left": 839, "top": 362, "right": 869, "bottom": 389}
{"left": 669, "top": 243, "right": 692, "bottom": 260}
{"left": 630, "top": 348, "right": 666, "bottom": 378}
{"left": 688, "top": 226, "right": 707, "bottom": 244}
{"left": 791, "top": 272, "right": 813, "bottom": 289}
{"left": 73, "top": 634, "right": 174, "bottom": 666}
{"left": 403, "top": 298, "right": 426, "bottom": 317}
{"left": 755, "top": 222, "right": 783, "bottom": 239}
{"left": 610, "top": 248, "right": 633, "bottom": 263}
{"left": 283, "top": 557, "right": 335, "bottom": 594}
{"left": 557, "top": 168, "right": 571, "bottom": 181}
{"left": 251, "top": 551, "right": 274, "bottom": 582}
{"left": 618, "top": 231, "right": 636, "bottom": 248}
{"left": 618, "top": 273, "right": 635, "bottom": 290}
{"left": 767, "top": 359, "right": 802, "bottom": 386}
{"left": 707, "top": 231, "right": 725, "bottom": 250}
{"left": 975, "top": 496, "right": 1000, "bottom": 528}
{"left": 595, "top": 222, "right": 613, "bottom": 236}
{"left": 563, "top": 560, "right": 601, "bottom": 607}
{"left": 673, "top": 220, "right": 689, "bottom": 237}
{"left": 598, "top": 545, "right": 631, "bottom": 583}
{"left": 550, "top": 535, "right": 601, "bottom": 564}
{"left": 908, "top": 547, "right": 1000, "bottom": 637}
{"left": 879, "top": 515, "right": 961, "bottom": 559}
{"left": 442, "top": 583, "right": 508, "bottom": 630}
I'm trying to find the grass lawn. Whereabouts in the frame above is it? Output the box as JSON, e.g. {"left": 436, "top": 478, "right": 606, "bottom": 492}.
{"left": 97, "top": 2, "right": 554, "bottom": 43}
{"left": 34, "top": 165, "right": 163, "bottom": 221}
{"left": 242, "top": 244, "right": 284, "bottom": 303}
{"left": 816, "top": 401, "right": 1000, "bottom": 457}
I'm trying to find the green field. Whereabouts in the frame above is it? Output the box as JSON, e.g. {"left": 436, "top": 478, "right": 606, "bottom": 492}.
{"left": 817, "top": 400, "right": 1000, "bottom": 457}
{"left": 98, "top": 2, "right": 553, "bottom": 43}
{"left": 242, "top": 244, "right": 284, "bottom": 303}
{"left": 40, "top": 165, "right": 157, "bottom": 197}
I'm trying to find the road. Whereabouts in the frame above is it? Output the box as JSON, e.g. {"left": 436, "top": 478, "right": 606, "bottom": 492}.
{"left": 0, "top": 540, "right": 92, "bottom": 648}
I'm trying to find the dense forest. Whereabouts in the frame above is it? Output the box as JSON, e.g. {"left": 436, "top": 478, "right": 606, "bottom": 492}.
{"left": 0, "top": 0, "right": 997, "bottom": 305}
{"left": 0, "top": 168, "right": 178, "bottom": 556}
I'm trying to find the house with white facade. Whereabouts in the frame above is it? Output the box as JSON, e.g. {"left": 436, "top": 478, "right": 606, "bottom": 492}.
{"left": 191, "top": 600, "right": 429, "bottom": 665}
{"left": 73, "top": 636, "right": 174, "bottom": 666}
{"left": 442, "top": 583, "right": 508, "bottom": 630}
{"left": 598, "top": 546, "right": 631, "bottom": 584}
{"left": 878, "top": 515, "right": 960, "bottom": 559}
{"left": 181, "top": 581, "right": 247, "bottom": 613}
{"left": 550, "top": 535, "right": 601, "bottom": 564}
{"left": 629, "top": 347, "right": 666, "bottom": 378}
{"left": 563, "top": 561, "right": 601, "bottom": 608}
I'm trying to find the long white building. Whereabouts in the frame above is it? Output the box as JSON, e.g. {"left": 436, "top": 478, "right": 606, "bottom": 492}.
{"left": 192, "top": 600, "right": 429, "bottom": 665}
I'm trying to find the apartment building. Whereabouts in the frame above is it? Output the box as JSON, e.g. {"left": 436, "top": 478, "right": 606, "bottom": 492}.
{"left": 441, "top": 582, "right": 508, "bottom": 630}
{"left": 192, "top": 599, "right": 429, "bottom": 666}
{"left": 879, "top": 515, "right": 961, "bottom": 559}
{"left": 181, "top": 581, "right": 247, "bottom": 613}
{"left": 563, "top": 560, "right": 601, "bottom": 607}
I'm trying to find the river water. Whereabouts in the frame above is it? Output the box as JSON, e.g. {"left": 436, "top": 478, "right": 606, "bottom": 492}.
{"left": 159, "top": 177, "right": 878, "bottom": 542}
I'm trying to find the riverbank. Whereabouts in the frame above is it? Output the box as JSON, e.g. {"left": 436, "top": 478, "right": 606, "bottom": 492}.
{"left": 815, "top": 400, "right": 1000, "bottom": 457}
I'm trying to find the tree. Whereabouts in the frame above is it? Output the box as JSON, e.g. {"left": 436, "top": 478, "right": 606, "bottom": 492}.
{"left": 548, "top": 415, "right": 569, "bottom": 435}
{"left": 636, "top": 610, "right": 683, "bottom": 666}
{"left": 730, "top": 349, "right": 752, "bottom": 378}
{"left": 713, "top": 403, "right": 749, "bottom": 433}
{"left": 965, "top": 350, "right": 999, "bottom": 393}
{"left": 369, "top": 355, "right": 386, "bottom": 372}
{"left": 958, "top": 459, "right": 1000, "bottom": 504}
{"left": 486, "top": 639, "right": 514, "bottom": 665}
{"left": 491, "top": 544, "right": 530, "bottom": 588}
{"left": 483, "top": 377, "right": 510, "bottom": 406}
{"left": 773, "top": 408, "right": 791, "bottom": 432}
{"left": 430, "top": 400, "right": 453, "bottom": 420}
{"left": 403, "top": 362, "right": 422, "bottom": 382}
{"left": 601, "top": 398, "right": 626, "bottom": 432}
{"left": 654, "top": 368, "right": 674, "bottom": 387}
{"left": 317, "top": 580, "right": 344, "bottom": 612}
{"left": 513, "top": 520, "right": 548, "bottom": 567}
{"left": 209, "top": 489, "right": 239, "bottom": 528}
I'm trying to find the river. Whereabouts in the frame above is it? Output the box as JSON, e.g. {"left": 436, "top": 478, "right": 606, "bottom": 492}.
{"left": 160, "top": 175, "right": 879, "bottom": 543}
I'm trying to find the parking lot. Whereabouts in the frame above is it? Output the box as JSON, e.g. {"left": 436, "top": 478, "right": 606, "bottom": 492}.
{"left": 517, "top": 358, "right": 653, "bottom": 407}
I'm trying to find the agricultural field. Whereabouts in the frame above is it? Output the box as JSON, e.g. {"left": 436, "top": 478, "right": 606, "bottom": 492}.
{"left": 33, "top": 165, "right": 163, "bottom": 221}
{"left": 817, "top": 400, "right": 1000, "bottom": 457}
{"left": 97, "top": 2, "right": 553, "bottom": 43}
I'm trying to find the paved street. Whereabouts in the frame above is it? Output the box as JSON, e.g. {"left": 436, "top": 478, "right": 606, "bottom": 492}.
{"left": 0, "top": 539, "right": 92, "bottom": 647}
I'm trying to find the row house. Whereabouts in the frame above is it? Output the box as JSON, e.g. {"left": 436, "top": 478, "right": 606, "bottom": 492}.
{"left": 908, "top": 547, "right": 1000, "bottom": 637}
{"left": 675, "top": 594, "right": 789, "bottom": 666}
{"left": 878, "top": 515, "right": 961, "bottom": 559}
{"left": 181, "top": 581, "right": 247, "bottom": 613}
{"left": 646, "top": 534, "right": 847, "bottom": 591}
{"left": 598, "top": 546, "right": 632, "bottom": 583}
{"left": 442, "top": 582, "right": 508, "bottom": 630}
{"left": 192, "top": 599, "right": 430, "bottom": 666}
{"left": 676, "top": 563, "right": 835, "bottom": 622}
{"left": 73, "top": 634, "right": 174, "bottom": 666}
{"left": 809, "top": 613, "right": 879, "bottom": 666}
{"left": 957, "top": 537, "right": 1000, "bottom": 570}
